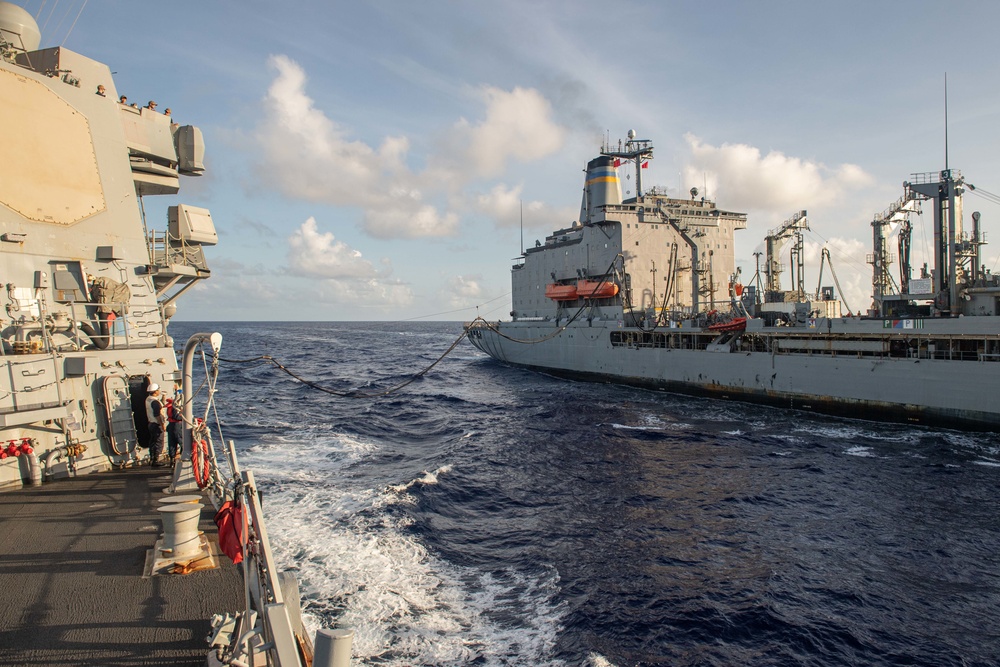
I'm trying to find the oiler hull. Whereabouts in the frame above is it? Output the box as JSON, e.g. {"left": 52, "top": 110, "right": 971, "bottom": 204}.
{"left": 466, "top": 319, "right": 1000, "bottom": 430}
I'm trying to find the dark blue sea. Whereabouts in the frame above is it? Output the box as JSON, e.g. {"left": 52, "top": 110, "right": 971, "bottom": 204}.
{"left": 172, "top": 321, "right": 1000, "bottom": 667}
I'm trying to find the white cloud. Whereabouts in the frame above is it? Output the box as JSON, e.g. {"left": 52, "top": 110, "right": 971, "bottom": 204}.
{"left": 444, "top": 274, "right": 483, "bottom": 308}
{"left": 255, "top": 57, "right": 569, "bottom": 238}
{"left": 447, "top": 86, "right": 567, "bottom": 178}
{"left": 258, "top": 55, "right": 382, "bottom": 203}
{"left": 362, "top": 191, "right": 459, "bottom": 239}
{"left": 682, "top": 134, "right": 873, "bottom": 214}
{"left": 256, "top": 56, "right": 453, "bottom": 239}
{"left": 341, "top": 279, "right": 414, "bottom": 308}
{"left": 287, "top": 217, "right": 378, "bottom": 280}
{"left": 284, "top": 217, "right": 416, "bottom": 307}
{"left": 467, "top": 183, "right": 573, "bottom": 229}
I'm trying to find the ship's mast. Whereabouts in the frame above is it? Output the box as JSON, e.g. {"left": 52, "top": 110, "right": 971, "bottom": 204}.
{"left": 907, "top": 170, "right": 963, "bottom": 315}
{"left": 602, "top": 130, "right": 653, "bottom": 198}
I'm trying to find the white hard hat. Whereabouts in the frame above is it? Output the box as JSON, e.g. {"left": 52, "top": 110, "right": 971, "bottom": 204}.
{"left": 148, "top": 383, "right": 160, "bottom": 393}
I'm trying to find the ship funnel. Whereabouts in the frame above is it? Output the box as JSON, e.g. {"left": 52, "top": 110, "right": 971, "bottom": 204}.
{"left": 579, "top": 155, "right": 622, "bottom": 224}
{"left": 0, "top": 2, "right": 41, "bottom": 53}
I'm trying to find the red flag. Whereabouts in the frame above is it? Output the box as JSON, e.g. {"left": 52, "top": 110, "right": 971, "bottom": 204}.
{"left": 613, "top": 158, "right": 621, "bottom": 168}
{"left": 641, "top": 161, "right": 649, "bottom": 169}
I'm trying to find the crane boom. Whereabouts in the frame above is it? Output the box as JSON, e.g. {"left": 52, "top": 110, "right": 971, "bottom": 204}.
{"left": 764, "top": 209, "right": 808, "bottom": 298}
{"left": 815, "top": 247, "right": 853, "bottom": 315}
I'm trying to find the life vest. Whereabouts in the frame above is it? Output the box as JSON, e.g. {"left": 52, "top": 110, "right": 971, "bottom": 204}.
{"left": 165, "top": 398, "right": 182, "bottom": 423}
{"left": 145, "top": 395, "right": 163, "bottom": 423}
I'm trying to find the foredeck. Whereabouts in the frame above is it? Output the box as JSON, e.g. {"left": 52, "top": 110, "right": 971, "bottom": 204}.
{"left": 0, "top": 467, "right": 242, "bottom": 666}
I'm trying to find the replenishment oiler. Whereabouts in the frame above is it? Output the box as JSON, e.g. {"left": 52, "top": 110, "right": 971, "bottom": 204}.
{"left": 0, "top": 4, "right": 352, "bottom": 666}
{"left": 467, "top": 130, "right": 1000, "bottom": 430}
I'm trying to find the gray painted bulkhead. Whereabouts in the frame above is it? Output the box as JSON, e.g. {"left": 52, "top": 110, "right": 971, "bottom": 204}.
{"left": 0, "top": 44, "right": 212, "bottom": 490}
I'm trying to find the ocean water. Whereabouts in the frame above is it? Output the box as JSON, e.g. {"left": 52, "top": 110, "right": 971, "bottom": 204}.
{"left": 171, "top": 321, "right": 1000, "bottom": 667}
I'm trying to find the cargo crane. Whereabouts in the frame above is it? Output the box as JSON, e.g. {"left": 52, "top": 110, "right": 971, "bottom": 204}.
{"left": 764, "top": 210, "right": 808, "bottom": 303}
{"left": 868, "top": 191, "right": 920, "bottom": 308}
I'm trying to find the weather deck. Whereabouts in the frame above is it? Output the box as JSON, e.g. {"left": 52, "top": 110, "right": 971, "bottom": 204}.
{"left": 0, "top": 466, "right": 242, "bottom": 666}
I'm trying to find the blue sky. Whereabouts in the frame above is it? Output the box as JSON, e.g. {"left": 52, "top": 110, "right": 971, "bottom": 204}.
{"left": 25, "top": 0, "right": 1000, "bottom": 320}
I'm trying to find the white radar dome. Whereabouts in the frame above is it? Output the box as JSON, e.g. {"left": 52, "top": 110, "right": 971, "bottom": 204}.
{"left": 627, "top": 129, "right": 636, "bottom": 140}
{"left": 0, "top": 2, "right": 41, "bottom": 52}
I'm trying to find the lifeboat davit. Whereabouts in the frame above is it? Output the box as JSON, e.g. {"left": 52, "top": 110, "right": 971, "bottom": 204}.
{"left": 576, "top": 280, "right": 619, "bottom": 299}
{"left": 545, "top": 283, "right": 579, "bottom": 301}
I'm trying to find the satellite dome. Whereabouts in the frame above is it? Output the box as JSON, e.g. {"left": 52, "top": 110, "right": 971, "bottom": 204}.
{"left": 627, "top": 129, "right": 636, "bottom": 140}
{"left": 0, "top": 2, "right": 41, "bottom": 52}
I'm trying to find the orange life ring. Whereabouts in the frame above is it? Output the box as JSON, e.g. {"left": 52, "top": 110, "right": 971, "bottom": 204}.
{"left": 192, "top": 438, "right": 210, "bottom": 488}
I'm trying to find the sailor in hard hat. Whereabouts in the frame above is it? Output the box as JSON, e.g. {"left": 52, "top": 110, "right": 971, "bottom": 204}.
{"left": 145, "top": 383, "right": 166, "bottom": 466}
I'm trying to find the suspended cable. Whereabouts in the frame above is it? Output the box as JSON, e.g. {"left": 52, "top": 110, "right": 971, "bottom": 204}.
{"left": 214, "top": 327, "right": 470, "bottom": 399}
{"left": 60, "top": 0, "right": 87, "bottom": 46}
{"left": 401, "top": 292, "right": 511, "bottom": 321}
{"left": 476, "top": 299, "right": 510, "bottom": 320}
{"left": 48, "top": 0, "right": 76, "bottom": 43}
{"left": 968, "top": 189, "right": 1000, "bottom": 207}
{"left": 40, "top": 0, "right": 59, "bottom": 33}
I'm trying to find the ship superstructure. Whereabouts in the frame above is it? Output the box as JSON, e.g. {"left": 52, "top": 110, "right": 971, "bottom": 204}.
{"left": 0, "top": 6, "right": 215, "bottom": 487}
{"left": 468, "top": 132, "right": 1000, "bottom": 429}
{"left": 514, "top": 132, "right": 747, "bottom": 325}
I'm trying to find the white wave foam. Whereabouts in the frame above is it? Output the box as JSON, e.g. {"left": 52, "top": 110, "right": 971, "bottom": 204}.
{"left": 794, "top": 424, "right": 921, "bottom": 444}
{"left": 973, "top": 458, "right": 1000, "bottom": 467}
{"left": 247, "top": 442, "right": 568, "bottom": 666}
{"left": 944, "top": 432, "right": 982, "bottom": 449}
{"left": 387, "top": 465, "right": 453, "bottom": 496}
{"left": 610, "top": 423, "right": 659, "bottom": 431}
{"left": 845, "top": 445, "right": 876, "bottom": 458}
{"left": 587, "top": 654, "right": 620, "bottom": 667}
{"left": 767, "top": 434, "right": 803, "bottom": 443}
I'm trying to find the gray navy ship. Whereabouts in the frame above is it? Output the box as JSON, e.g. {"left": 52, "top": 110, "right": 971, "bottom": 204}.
{"left": 467, "top": 131, "right": 1000, "bottom": 429}
{"left": 0, "top": 3, "right": 352, "bottom": 665}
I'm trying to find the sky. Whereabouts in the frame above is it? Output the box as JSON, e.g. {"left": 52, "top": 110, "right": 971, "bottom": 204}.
{"left": 21, "top": 0, "right": 1000, "bottom": 321}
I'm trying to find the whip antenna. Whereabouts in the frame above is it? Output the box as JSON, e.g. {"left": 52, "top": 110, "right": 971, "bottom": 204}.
{"left": 944, "top": 73, "right": 949, "bottom": 171}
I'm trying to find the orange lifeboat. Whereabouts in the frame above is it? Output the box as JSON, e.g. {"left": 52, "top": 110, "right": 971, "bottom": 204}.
{"left": 545, "top": 283, "right": 579, "bottom": 301}
{"left": 576, "top": 280, "right": 619, "bottom": 299}
{"left": 707, "top": 317, "right": 747, "bottom": 332}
